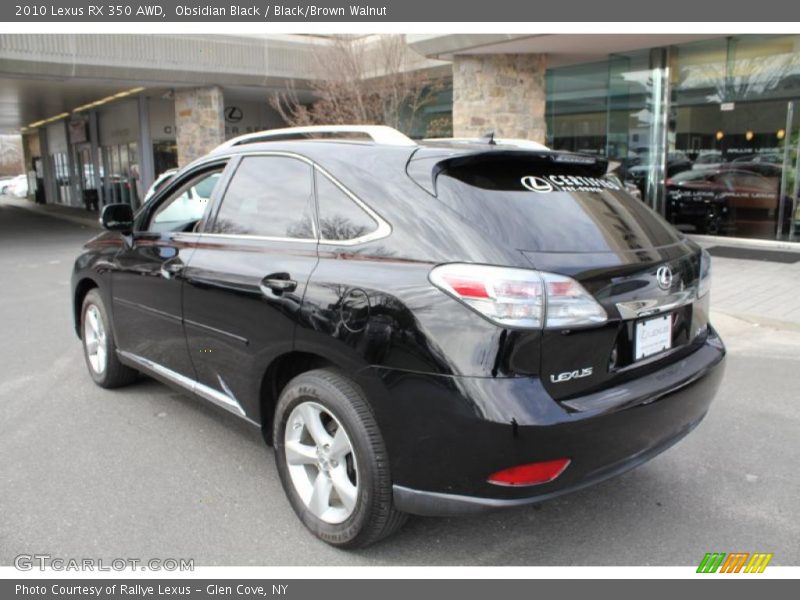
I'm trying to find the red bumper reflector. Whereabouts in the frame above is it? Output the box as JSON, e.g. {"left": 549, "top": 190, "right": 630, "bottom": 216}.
{"left": 487, "top": 458, "right": 571, "bottom": 486}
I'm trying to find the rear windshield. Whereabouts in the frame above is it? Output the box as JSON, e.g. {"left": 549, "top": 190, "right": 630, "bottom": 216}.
{"left": 435, "top": 157, "right": 682, "bottom": 253}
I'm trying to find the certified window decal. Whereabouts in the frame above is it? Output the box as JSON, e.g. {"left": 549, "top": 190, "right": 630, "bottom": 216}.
{"left": 521, "top": 174, "right": 621, "bottom": 193}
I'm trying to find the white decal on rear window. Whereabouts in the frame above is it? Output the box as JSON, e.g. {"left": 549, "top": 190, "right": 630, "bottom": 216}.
{"left": 521, "top": 175, "right": 621, "bottom": 194}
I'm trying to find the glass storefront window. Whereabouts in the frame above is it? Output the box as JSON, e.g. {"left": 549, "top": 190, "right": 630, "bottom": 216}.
{"left": 76, "top": 146, "right": 95, "bottom": 190}
{"left": 51, "top": 152, "right": 72, "bottom": 205}
{"left": 128, "top": 142, "right": 141, "bottom": 205}
{"left": 100, "top": 142, "right": 142, "bottom": 207}
{"left": 780, "top": 103, "right": 800, "bottom": 241}
{"left": 546, "top": 61, "right": 609, "bottom": 155}
{"left": 101, "top": 146, "right": 113, "bottom": 204}
{"left": 118, "top": 144, "right": 130, "bottom": 206}
{"left": 547, "top": 35, "right": 800, "bottom": 241}
{"left": 153, "top": 140, "right": 178, "bottom": 180}
{"left": 546, "top": 50, "right": 669, "bottom": 209}
{"left": 670, "top": 35, "right": 800, "bottom": 240}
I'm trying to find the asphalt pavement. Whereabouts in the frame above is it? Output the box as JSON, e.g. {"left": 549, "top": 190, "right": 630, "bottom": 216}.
{"left": 1, "top": 198, "right": 798, "bottom": 566}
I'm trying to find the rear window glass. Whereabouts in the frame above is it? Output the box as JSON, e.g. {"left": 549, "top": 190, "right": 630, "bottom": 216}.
{"left": 435, "top": 158, "right": 682, "bottom": 253}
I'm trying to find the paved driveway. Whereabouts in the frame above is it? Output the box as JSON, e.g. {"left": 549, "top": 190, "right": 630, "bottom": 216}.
{"left": 1, "top": 200, "right": 798, "bottom": 566}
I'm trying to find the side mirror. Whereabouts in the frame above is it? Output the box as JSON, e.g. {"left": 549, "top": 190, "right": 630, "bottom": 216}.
{"left": 100, "top": 203, "right": 134, "bottom": 233}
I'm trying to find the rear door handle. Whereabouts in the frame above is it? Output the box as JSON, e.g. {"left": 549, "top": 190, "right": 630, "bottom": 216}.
{"left": 260, "top": 273, "right": 297, "bottom": 296}
{"left": 160, "top": 257, "right": 185, "bottom": 280}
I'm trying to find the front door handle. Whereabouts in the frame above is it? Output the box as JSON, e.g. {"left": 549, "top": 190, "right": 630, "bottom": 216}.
{"left": 160, "top": 257, "right": 185, "bottom": 280}
{"left": 260, "top": 273, "right": 297, "bottom": 296}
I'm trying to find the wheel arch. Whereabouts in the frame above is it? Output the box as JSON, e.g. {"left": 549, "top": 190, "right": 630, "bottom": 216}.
{"left": 73, "top": 277, "right": 100, "bottom": 338}
{"left": 258, "top": 351, "right": 338, "bottom": 445}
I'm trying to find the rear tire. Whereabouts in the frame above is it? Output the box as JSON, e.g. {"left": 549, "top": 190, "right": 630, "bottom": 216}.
{"left": 81, "top": 289, "right": 138, "bottom": 389}
{"left": 273, "top": 368, "right": 407, "bottom": 548}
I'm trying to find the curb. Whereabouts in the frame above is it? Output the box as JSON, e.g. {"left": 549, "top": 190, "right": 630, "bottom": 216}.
{"left": 712, "top": 309, "right": 800, "bottom": 333}
{"left": 690, "top": 234, "right": 800, "bottom": 253}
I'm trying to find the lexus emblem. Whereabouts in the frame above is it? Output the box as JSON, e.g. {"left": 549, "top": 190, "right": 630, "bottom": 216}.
{"left": 656, "top": 266, "right": 674, "bottom": 290}
{"left": 520, "top": 176, "right": 554, "bottom": 193}
{"left": 224, "top": 106, "right": 243, "bottom": 123}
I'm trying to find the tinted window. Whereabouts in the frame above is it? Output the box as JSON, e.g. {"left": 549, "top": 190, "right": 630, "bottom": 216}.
{"left": 211, "top": 156, "right": 315, "bottom": 239}
{"left": 435, "top": 157, "right": 683, "bottom": 253}
{"left": 149, "top": 170, "right": 222, "bottom": 233}
{"left": 316, "top": 172, "right": 378, "bottom": 241}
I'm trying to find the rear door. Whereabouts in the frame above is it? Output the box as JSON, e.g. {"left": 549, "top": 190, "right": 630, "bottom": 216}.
{"left": 430, "top": 152, "right": 709, "bottom": 401}
{"left": 182, "top": 153, "right": 319, "bottom": 420}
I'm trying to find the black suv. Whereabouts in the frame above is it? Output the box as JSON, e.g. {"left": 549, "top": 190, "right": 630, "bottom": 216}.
{"left": 72, "top": 126, "right": 725, "bottom": 548}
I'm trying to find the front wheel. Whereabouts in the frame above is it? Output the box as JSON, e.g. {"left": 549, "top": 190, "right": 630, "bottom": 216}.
{"left": 273, "top": 368, "right": 407, "bottom": 548}
{"left": 81, "top": 289, "right": 138, "bottom": 388}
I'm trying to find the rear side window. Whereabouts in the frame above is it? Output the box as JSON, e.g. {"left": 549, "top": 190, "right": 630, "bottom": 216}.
{"left": 435, "top": 156, "right": 683, "bottom": 253}
{"left": 315, "top": 172, "right": 378, "bottom": 242}
{"left": 210, "top": 156, "right": 315, "bottom": 239}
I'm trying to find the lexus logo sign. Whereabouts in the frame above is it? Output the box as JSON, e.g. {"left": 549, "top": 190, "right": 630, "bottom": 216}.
{"left": 224, "top": 106, "right": 243, "bottom": 123}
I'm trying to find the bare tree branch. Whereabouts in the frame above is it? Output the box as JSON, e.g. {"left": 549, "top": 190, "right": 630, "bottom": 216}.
{"left": 270, "top": 35, "right": 444, "bottom": 136}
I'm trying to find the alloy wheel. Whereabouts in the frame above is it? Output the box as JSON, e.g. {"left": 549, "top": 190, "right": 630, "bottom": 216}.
{"left": 83, "top": 304, "right": 107, "bottom": 375}
{"left": 284, "top": 401, "right": 359, "bottom": 524}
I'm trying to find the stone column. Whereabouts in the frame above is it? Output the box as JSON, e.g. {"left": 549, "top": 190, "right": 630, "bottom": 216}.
{"left": 452, "top": 54, "right": 547, "bottom": 144}
{"left": 175, "top": 86, "right": 225, "bottom": 167}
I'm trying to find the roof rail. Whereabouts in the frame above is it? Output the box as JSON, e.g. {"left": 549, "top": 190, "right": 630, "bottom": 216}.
{"left": 216, "top": 125, "right": 417, "bottom": 151}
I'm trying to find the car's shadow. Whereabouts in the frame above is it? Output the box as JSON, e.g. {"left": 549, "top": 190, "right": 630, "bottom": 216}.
{"left": 124, "top": 373, "right": 704, "bottom": 566}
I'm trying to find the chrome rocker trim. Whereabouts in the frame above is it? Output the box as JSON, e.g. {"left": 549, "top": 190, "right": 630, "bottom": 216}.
{"left": 117, "top": 350, "right": 259, "bottom": 427}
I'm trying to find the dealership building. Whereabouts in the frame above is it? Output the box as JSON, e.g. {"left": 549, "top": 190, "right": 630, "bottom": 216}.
{"left": 1, "top": 33, "right": 799, "bottom": 242}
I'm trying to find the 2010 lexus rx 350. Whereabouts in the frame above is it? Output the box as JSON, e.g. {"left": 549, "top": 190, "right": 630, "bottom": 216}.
{"left": 71, "top": 126, "right": 725, "bottom": 548}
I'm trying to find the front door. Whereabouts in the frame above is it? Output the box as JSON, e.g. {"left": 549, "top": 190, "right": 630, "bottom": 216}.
{"left": 182, "top": 154, "right": 319, "bottom": 419}
{"left": 110, "top": 162, "right": 229, "bottom": 378}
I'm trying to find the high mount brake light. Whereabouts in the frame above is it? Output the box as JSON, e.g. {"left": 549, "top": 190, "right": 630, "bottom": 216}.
{"left": 429, "top": 264, "right": 607, "bottom": 329}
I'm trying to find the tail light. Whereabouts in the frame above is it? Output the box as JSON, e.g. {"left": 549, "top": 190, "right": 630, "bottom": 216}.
{"left": 429, "top": 263, "right": 607, "bottom": 329}
{"left": 488, "top": 458, "right": 571, "bottom": 486}
{"left": 698, "top": 248, "right": 711, "bottom": 298}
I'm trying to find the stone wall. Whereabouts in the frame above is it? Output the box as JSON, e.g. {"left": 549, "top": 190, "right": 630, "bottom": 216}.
{"left": 175, "top": 86, "right": 225, "bottom": 167}
{"left": 452, "top": 54, "right": 547, "bottom": 144}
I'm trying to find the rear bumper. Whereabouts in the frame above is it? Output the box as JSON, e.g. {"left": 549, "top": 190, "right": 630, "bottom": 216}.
{"left": 363, "top": 327, "right": 726, "bottom": 517}
{"left": 393, "top": 413, "right": 703, "bottom": 516}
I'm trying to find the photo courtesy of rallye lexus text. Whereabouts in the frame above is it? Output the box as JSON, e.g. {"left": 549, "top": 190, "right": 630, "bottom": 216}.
{"left": 70, "top": 125, "right": 725, "bottom": 548}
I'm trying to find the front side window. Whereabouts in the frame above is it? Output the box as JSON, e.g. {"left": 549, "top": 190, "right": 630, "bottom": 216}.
{"left": 315, "top": 171, "right": 378, "bottom": 242}
{"left": 210, "top": 156, "right": 315, "bottom": 239}
{"left": 148, "top": 168, "right": 223, "bottom": 233}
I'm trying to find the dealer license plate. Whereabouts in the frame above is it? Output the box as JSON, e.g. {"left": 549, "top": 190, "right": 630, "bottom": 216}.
{"left": 634, "top": 314, "right": 672, "bottom": 361}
